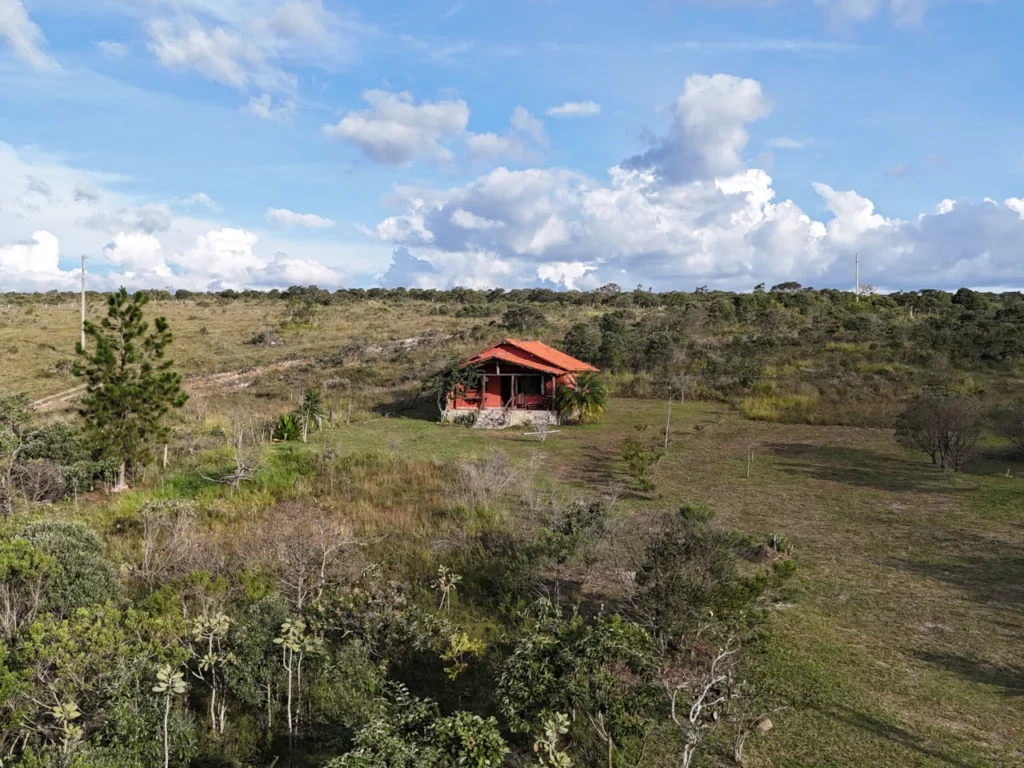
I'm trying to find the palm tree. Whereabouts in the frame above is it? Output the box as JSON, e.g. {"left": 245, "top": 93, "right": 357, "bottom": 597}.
{"left": 295, "top": 388, "right": 325, "bottom": 443}
{"left": 556, "top": 372, "right": 608, "bottom": 424}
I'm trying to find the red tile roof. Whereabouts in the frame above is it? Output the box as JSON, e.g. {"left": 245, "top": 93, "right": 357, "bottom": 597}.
{"left": 463, "top": 339, "right": 599, "bottom": 374}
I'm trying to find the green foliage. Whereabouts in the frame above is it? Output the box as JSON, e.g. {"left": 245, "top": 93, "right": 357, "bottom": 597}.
{"left": 0, "top": 394, "right": 33, "bottom": 518}
{"left": 294, "top": 387, "right": 326, "bottom": 442}
{"left": 425, "top": 361, "right": 483, "bottom": 414}
{"left": 4, "top": 604, "right": 191, "bottom": 765}
{"left": 326, "top": 684, "right": 507, "bottom": 768}
{"left": 561, "top": 322, "right": 601, "bottom": 365}
{"left": 634, "top": 503, "right": 767, "bottom": 640}
{"left": 621, "top": 425, "right": 662, "bottom": 491}
{"left": 20, "top": 423, "right": 89, "bottom": 465}
{"left": 73, "top": 288, "right": 188, "bottom": 479}
{"left": 16, "top": 521, "right": 117, "bottom": 618}
{"left": 499, "top": 601, "right": 657, "bottom": 748}
{"left": 555, "top": 372, "right": 608, "bottom": 424}
{"left": 502, "top": 304, "right": 546, "bottom": 331}
{"left": 534, "top": 713, "right": 573, "bottom": 768}
{"left": 272, "top": 413, "right": 302, "bottom": 442}
{"left": 995, "top": 398, "right": 1024, "bottom": 454}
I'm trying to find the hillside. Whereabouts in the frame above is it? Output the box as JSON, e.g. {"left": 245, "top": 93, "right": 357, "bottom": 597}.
{"left": 0, "top": 287, "right": 1022, "bottom": 767}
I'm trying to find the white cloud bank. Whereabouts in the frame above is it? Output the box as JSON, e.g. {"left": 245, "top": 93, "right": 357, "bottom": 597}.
{"left": 0, "top": 141, "right": 350, "bottom": 292}
{"left": 375, "top": 73, "right": 1024, "bottom": 293}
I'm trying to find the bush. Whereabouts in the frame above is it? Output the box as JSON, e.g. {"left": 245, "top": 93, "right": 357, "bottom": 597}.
{"left": 995, "top": 398, "right": 1024, "bottom": 454}
{"left": 895, "top": 390, "right": 985, "bottom": 471}
{"left": 17, "top": 520, "right": 117, "bottom": 617}
{"left": 502, "top": 305, "right": 546, "bottom": 331}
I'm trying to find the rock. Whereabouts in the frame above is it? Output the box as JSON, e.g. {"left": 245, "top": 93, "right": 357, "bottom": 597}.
{"left": 757, "top": 718, "right": 774, "bottom": 734}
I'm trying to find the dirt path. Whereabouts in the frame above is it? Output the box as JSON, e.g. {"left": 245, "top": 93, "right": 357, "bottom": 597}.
{"left": 32, "top": 358, "right": 314, "bottom": 412}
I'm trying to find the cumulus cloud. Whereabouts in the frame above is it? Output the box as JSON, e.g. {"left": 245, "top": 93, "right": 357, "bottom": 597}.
{"left": 545, "top": 101, "right": 601, "bottom": 118}
{"left": 373, "top": 72, "right": 1024, "bottom": 293}
{"left": 467, "top": 106, "right": 546, "bottom": 162}
{"left": 0, "top": 231, "right": 76, "bottom": 290}
{"left": 324, "top": 89, "right": 470, "bottom": 166}
{"left": 102, "top": 232, "right": 173, "bottom": 282}
{"left": 0, "top": 141, "right": 353, "bottom": 292}
{"left": 627, "top": 74, "right": 772, "bottom": 182}
{"left": 0, "top": 0, "right": 59, "bottom": 70}
{"left": 244, "top": 93, "right": 297, "bottom": 121}
{"left": 266, "top": 207, "right": 336, "bottom": 229}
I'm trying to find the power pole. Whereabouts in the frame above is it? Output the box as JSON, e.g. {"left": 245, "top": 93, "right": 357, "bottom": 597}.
{"left": 855, "top": 252, "right": 860, "bottom": 302}
{"left": 80, "top": 255, "right": 88, "bottom": 350}
{"left": 664, "top": 390, "right": 673, "bottom": 450}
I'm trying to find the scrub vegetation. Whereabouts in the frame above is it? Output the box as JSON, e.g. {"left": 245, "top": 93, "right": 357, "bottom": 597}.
{"left": 0, "top": 282, "right": 1022, "bottom": 767}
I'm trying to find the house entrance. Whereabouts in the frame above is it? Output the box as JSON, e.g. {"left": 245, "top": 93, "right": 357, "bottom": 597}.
{"left": 500, "top": 377, "right": 513, "bottom": 405}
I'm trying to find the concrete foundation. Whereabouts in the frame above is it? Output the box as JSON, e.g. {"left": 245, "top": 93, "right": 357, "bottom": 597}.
{"left": 442, "top": 408, "right": 560, "bottom": 429}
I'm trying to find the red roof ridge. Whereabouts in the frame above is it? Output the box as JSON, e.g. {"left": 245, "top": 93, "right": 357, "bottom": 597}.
{"left": 469, "top": 338, "right": 599, "bottom": 373}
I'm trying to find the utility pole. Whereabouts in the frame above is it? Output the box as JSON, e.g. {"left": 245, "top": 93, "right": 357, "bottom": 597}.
{"left": 855, "top": 252, "right": 860, "bottom": 302}
{"left": 664, "top": 390, "right": 673, "bottom": 450}
{"left": 80, "top": 255, "right": 88, "bottom": 350}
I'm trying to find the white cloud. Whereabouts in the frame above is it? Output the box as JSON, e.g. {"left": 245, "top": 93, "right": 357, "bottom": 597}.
{"left": 323, "top": 89, "right": 470, "bottom": 166}
{"left": 545, "top": 101, "right": 601, "bottom": 118}
{"left": 147, "top": 18, "right": 294, "bottom": 92}
{"left": 0, "top": 140, "right": 356, "bottom": 292}
{"left": 510, "top": 106, "right": 547, "bottom": 145}
{"left": 537, "top": 261, "right": 594, "bottom": 289}
{"left": 466, "top": 132, "right": 525, "bottom": 162}
{"left": 627, "top": 74, "right": 772, "bottom": 181}
{"left": 138, "top": 1, "right": 367, "bottom": 91}
{"left": 766, "top": 137, "right": 808, "bottom": 150}
{"left": 467, "top": 106, "right": 546, "bottom": 162}
{"left": 74, "top": 182, "right": 102, "bottom": 203}
{"left": 266, "top": 207, "right": 336, "bottom": 229}
{"left": 102, "top": 231, "right": 173, "bottom": 281}
{"left": 1006, "top": 198, "right": 1024, "bottom": 219}
{"left": 451, "top": 209, "right": 505, "bottom": 230}
{"left": 373, "top": 73, "right": 1024, "bottom": 293}
{"left": 818, "top": 0, "right": 931, "bottom": 25}
{"left": 0, "top": 0, "right": 59, "bottom": 70}
{"left": 79, "top": 204, "right": 174, "bottom": 235}
{"left": 182, "top": 192, "right": 221, "bottom": 210}
{"left": 96, "top": 40, "right": 129, "bottom": 58}
{"left": 0, "top": 231, "right": 76, "bottom": 290}
{"left": 244, "top": 93, "right": 297, "bottom": 121}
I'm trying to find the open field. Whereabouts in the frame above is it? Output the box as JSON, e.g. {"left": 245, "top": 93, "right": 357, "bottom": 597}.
{"left": 55, "top": 398, "right": 1024, "bottom": 766}
{"left": 2, "top": 293, "right": 1023, "bottom": 766}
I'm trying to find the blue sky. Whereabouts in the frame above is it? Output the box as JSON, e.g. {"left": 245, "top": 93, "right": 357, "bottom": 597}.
{"left": 1, "top": 0, "right": 1023, "bottom": 293}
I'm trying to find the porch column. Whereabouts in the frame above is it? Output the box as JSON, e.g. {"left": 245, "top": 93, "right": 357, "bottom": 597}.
{"left": 479, "top": 374, "right": 486, "bottom": 410}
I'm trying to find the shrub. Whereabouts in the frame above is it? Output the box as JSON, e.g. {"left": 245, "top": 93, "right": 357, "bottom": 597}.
{"left": 995, "top": 398, "right": 1024, "bottom": 454}
{"left": 17, "top": 520, "right": 117, "bottom": 617}
{"left": 502, "top": 304, "right": 546, "bottom": 331}
{"left": 895, "top": 390, "right": 985, "bottom": 471}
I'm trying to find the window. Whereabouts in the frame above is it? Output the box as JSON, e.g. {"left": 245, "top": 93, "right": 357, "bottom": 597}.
{"left": 517, "top": 375, "right": 543, "bottom": 395}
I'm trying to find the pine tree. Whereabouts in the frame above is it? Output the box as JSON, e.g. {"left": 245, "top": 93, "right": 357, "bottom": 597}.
{"left": 73, "top": 288, "right": 188, "bottom": 491}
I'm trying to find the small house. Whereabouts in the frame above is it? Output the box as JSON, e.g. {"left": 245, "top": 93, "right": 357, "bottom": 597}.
{"left": 444, "top": 339, "right": 599, "bottom": 428}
